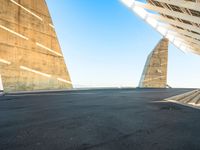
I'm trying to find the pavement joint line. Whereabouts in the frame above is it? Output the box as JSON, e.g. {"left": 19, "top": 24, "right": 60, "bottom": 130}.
{"left": 4, "top": 88, "right": 137, "bottom": 95}
{"left": 2, "top": 88, "right": 196, "bottom": 97}
{"left": 5, "top": 92, "right": 73, "bottom": 96}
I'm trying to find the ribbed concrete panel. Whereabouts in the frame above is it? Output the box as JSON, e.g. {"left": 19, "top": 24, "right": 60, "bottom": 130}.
{"left": 0, "top": 0, "right": 72, "bottom": 92}
{"left": 165, "top": 89, "right": 200, "bottom": 108}
{"left": 139, "top": 38, "right": 168, "bottom": 88}
{"left": 121, "top": 0, "right": 200, "bottom": 55}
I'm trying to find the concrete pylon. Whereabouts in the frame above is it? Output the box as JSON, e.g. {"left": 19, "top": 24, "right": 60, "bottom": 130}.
{"left": 139, "top": 38, "right": 168, "bottom": 88}
{"left": 0, "top": 0, "right": 72, "bottom": 92}
{"left": 0, "top": 75, "right": 3, "bottom": 92}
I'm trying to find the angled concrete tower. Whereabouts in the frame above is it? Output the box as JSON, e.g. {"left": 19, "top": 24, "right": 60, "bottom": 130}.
{"left": 0, "top": 0, "right": 72, "bottom": 92}
{"left": 139, "top": 38, "right": 168, "bottom": 88}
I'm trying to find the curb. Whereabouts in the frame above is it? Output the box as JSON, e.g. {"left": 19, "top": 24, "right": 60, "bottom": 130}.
{"left": 4, "top": 88, "right": 136, "bottom": 95}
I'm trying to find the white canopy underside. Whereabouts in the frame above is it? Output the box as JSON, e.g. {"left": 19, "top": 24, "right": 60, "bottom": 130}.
{"left": 121, "top": 0, "right": 200, "bottom": 55}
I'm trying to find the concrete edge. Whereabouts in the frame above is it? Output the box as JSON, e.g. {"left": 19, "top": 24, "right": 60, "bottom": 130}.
{"left": 0, "top": 93, "right": 4, "bottom": 96}
{"left": 5, "top": 87, "right": 136, "bottom": 95}
{"left": 5, "top": 89, "right": 80, "bottom": 95}
{"left": 4, "top": 88, "right": 196, "bottom": 96}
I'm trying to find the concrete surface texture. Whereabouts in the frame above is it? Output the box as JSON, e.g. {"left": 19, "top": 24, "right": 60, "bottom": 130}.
{"left": 0, "top": 75, "right": 3, "bottom": 91}
{"left": 1, "top": 88, "right": 200, "bottom": 150}
{"left": 139, "top": 38, "right": 168, "bottom": 88}
{"left": 0, "top": 0, "right": 72, "bottom": 92}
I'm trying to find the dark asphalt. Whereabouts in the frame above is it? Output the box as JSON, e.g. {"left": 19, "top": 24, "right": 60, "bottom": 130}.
{"left": 1, "top": 88, "right": 200, "bottom": 150}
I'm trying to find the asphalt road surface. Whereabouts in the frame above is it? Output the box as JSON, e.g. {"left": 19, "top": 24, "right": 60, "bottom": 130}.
{"left": 1, "top": 88, "right": 200, "bottom": 150}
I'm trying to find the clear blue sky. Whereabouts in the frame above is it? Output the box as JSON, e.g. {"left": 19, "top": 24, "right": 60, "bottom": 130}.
{"left": 46, "top": 0, "right": 200, "bottom": 88}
